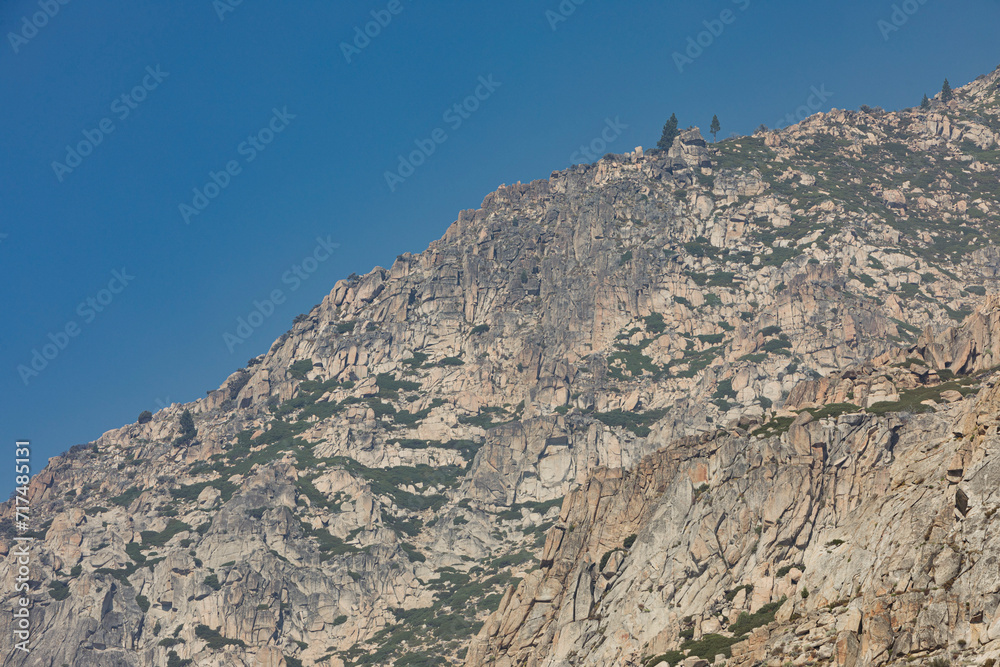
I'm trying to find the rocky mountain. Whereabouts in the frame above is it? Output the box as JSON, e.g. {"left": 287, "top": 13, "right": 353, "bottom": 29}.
{"left": 3, "top": 66, "right": 1000, "bottom": 667}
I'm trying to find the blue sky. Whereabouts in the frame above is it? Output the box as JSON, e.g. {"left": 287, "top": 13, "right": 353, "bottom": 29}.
{"left": 2, "top": 0, "right": 999, "bottom": 497}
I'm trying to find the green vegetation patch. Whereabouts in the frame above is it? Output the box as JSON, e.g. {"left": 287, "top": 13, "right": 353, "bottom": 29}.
{"left": 752, "top": 417, "right": 795, "bottom": 438}
{"left": 338, "top": 568, "right": 515, "bottom": 665}
{"left": 328, "top": 458, "right": 464, "bottom": 512}
{"left": 111, "top": 486, "right": 143, "bottom": 507}
{"left": 805, "top": 403, "right": 860, "bottom": 420}
{"left": 376, "top": 373, "right": 421, "bottom": 399}
{"left": 593, "top": 408, "right": 669, "bottom": 437}
{"left": 48, "top": 580, "right": 70, "bottom": 601}
{"left": 195, "top": 625, "right": 246, "bottom": 650}
{"left": 141, "top": 519, "right": 192, "bottom": 548}
{"left": 868, "top": 380, "right": 979, "bottom": 415}
{"left": 608, "top": 338, "right": 663, "bottom": 380}
{"left": 288, "top": 359, "right": 314, "bottom": 379}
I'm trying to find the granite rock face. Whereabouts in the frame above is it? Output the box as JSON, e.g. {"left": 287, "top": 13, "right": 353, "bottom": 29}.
{"left": 3, "top": 68, "right": 1000, "bottom": 666}
{"left": 466, "top": 360, "right": 1000, "bottom": 666}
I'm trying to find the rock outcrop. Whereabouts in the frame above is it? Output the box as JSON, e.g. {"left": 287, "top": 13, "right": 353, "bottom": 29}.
{"left": 2, "top": 66, "right": 1000, "bottom": 666}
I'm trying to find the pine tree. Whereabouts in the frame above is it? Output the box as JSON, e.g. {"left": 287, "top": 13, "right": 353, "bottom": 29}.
{"left": 941, "top": 79, "right": 953, "bottom": 103}
{"left": 710, "top": 115, "right": 721, "bottom": 142}
{"left": 176, "top": 409, "right": 196, "bottom": 445}
{"left": 920, "top": 94, "right": 930, "bottom": 110}
{"left": 657, "top": 114, "right": 679, "bottom": 150}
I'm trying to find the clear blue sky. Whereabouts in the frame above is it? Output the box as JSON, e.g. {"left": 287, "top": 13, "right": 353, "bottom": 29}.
{"left": 2, "top": 0, "right": 998, "bottom": 497}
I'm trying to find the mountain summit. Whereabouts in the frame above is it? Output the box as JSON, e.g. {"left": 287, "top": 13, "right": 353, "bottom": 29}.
{"left": 4, "top": 66, "right": 1000, "bottom": 667}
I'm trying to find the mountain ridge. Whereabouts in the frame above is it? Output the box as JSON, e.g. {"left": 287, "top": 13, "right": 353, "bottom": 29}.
{"left": 3, "top": 65, "right": 1000, "bottom": 666}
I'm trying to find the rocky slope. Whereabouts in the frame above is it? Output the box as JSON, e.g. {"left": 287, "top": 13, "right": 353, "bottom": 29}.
{"left": 2, "top": 67, "right": 1000, "bottom": 666}
{"left": 465, "top": 298, "right": 1000, "bottom": 666}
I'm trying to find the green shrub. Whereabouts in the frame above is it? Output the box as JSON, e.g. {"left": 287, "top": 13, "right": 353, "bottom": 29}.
{"left": 172, "top": 480, "right": 237, "bottom": 504}
{"left": 400, "top": 543, "right": 426, "bottom": 563}
{"left": 175, "top": 410, "right": 197, "bottom": 446}
{"left": 288, "top": 359, "right": 314, "bottom": 380}
{"left": 491, "top": 549, "right": 534, "bottom": 569}
{"left": 376, "top": 373, "right": 421, "bottom": 397}
{"left": 775, "top": 564, "right": 804, "bottom": 577}
{"left": 752, "top": 416, "right": 795, "bottom": 438}
{"left": 643, "top": 313, "right": 666, "bottom": 334}
{"left": 438, "top": 356, "right": 465, "bottom": 366}
{"left": 125, "top": 542, "right": 146, "bottom": 565}
{"left": 593, "top": 409, "right": 668, "bottom": 437}
{"left": 729, "top": 597, "right": 786, "bottom": 635}
{"left": 608, "top": 338, "right": 662, "bottom": 379}
{"left": 136, "top": 594, "right": 150, "bottom": 612}
{"left": 707, "top": 271, "right": 735, "bottom": 286}
{"left": 297, "top": 520, "right": 359, "bottom": 561}
{"left": 646, "top": 651, "right": 685, "bottom": 667}
{"left": 204, "top": 574, "right": 222, "bottom": 591}
{"left": 681, "top": 633, "right": 740, "bottom": 659}
{"left": 194, "top": 625, "right": 246, "bottom": 649}
{"left": 137, "top": 410, "right": 153, "bottom": 424}
{"left": 401, "top": 352, "right": 429, "bottom": 368}
{"left": 806, "top": 403, "right": 860, "bottom": 420}
{"left": 458, "top": 413, "right": 498, "bottom": 429}
{"left": 724, "top": 584, "right": 753, "bottom": 601}
{"left": 762, "top": 338, "right": 792, "bottom": 353}
{"left": 227, "top": 370, "right": 252, "bottom": 399}
{"left": 713, "top": 379, "right": 736, "bottom": 401}
{"left": 141, "top": 519, "right": 192, "bottom": 547}
{"left": 166, "top": 651, "right": 192, "bottom": 667}
{"left": 48, "top": 580, "right": 70, "bottom": 601}
{"left": 111, "top": 486, "right": 142, "bottom": 507}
